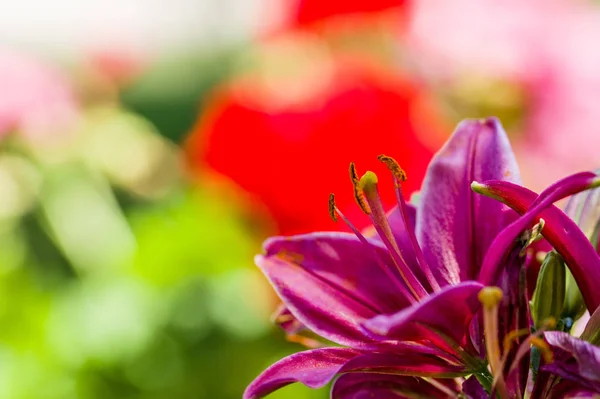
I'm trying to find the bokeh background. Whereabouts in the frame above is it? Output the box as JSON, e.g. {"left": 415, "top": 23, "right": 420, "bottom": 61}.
{"left": 0, "top": 0, "right": 599, "bottom": 398}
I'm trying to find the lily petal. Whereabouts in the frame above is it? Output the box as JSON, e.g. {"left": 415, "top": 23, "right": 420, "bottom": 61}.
{"left": 363, "top": 281, "right": 484, "bottom": 350}
{"left": 258, "top": 232, "right": 416, "bottom": 347}
{"left": 473, "top": 177, "right": 600, "bottom": 312}
{"left": 263, "top": 233, "right": 411, "bottom": 314}
{"left": 257, "top": 254, "right": 375, "bottom": 347}
{"left": 243, "top": 348, "right": 361, "bottom": 399}
{"left": 462, "top": 376, "right": 488, "bottom": 399}
{"left": 340, "top": 350, "right": 470, "bottom": 377}
{"left": 244, "top": 346, "right": 466, "bottom": 399}
{"left": 416, "top": 117, "right": 521, "bottom": 286}
{"left": 532, "top": 375, "right": 600, "bottom": 399}
{"left": 544, "top": 331, "right": 600, "bottom": 392}
{"left": 546, "top": 380, "right": 600, "bottom": 399}
{"left": 332, "top": 373, "right": 460, "bottom": 399}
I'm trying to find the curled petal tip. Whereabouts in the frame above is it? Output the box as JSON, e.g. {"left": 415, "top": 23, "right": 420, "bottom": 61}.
{"left": 470, "top": 181, "right": 486, "bottom": 193}
{"left": 470, "top": 181, "right": 496, "bottom": 198}
{"left": 471, "top": 180, "right": 504, "bottom": 202}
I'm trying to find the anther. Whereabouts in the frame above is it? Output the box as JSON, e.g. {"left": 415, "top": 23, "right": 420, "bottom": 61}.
{"left": 349, "top": 163, "right": 371, "bottom": 215}
{"left": 378, "top": 154, "right": 407, "bottom": 182}
{"left": 326, "top": 190, "right": 417, "bottom": 306}
{"left": 328, "top": 193, "right": 338, "bottom": 222}
{"left": 351, "top": 164, "right": 427, "bottom": 300}
{"left": 377, "top": 154, "right": 441, "bottom": 293}
{"left": 349, "top": 162, "right": 359, "bottom": 184}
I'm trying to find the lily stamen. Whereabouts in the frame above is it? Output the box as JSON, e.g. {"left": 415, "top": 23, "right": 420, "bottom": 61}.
{"left": 328, "top": 193, "right": 417, "bottom": 305}
{"left": 478, "top": 286, "right": 510, "bottom": 399}
{"left": 498, "top": 319, "right": 557, "bottom": 391}
{"left": 355, "top": 168, "right": 428, "bottom": 300}
{"left": 379, "top": 154, "right": 441, "bottom": 292}
{"left": 349, "top": 163, "right": 371, "bottom": 215}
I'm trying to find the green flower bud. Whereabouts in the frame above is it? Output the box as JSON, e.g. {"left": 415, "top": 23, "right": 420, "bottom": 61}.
{"left": 563, "top": 268, "right": 586, "bottom": 321}
{"left": 531, "top": 251, "right": 566, "bottom": 329}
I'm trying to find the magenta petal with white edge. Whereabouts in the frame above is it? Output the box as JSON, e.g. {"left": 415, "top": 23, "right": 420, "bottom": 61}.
{"left": 243, "top": 348, "right": 361, "bottom": 399}
{"left": 339, "top": 350, "right": 469, "bottom": 377}
{"left": 257, "top": 235, "right": 404, "bottom": 347}
{"left": 263, "top": 233, "right": 411, "bottom": 314}
{"left": 363, "top": 281, "right": 484, "bottom": 348}
{"left": 332, "top": 373, "right": 460, "bottom": 399}
{"left": 256, "top": 254, "right": 377, "bottom": 347}
{"left": 416, "top": 117, "right": 521, "bottom": 286}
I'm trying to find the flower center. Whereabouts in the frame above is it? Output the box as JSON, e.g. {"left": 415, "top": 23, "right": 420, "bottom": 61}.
{"left": 329, "top": 154, "right": 441, "bottom": 304}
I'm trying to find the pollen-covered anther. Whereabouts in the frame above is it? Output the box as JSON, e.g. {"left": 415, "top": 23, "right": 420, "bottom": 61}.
{"left": 478, "top": 286, "right": 504, "bottom": 309}
{"left": 349, "top": 163, "right": 372, "bottom": 215}
{"left": 349, "top": 162, "right": 359, "bottom": 184}
{"left": 378, "top": 154, "right": 407, "bottom": 182}
{"left": 328, "top": 193, "right": 338, "bottom": 222}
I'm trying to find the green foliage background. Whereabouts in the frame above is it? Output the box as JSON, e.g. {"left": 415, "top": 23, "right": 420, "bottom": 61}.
{"left": 0, "top": 50, "right": 327, "bottom": 399}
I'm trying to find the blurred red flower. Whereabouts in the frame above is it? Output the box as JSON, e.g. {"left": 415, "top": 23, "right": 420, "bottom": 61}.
{"left": 186, "top": 37, "right": 445, "bottom": 235}
{"left": 289, "top": 0, "right": 408, "bottom": 27}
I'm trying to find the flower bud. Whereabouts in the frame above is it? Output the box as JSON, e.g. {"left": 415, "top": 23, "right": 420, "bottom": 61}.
{"left": 531, "top": 251, "right": 565, "bottom": 329}
{"left": 563, "top": 269, "right": 587, "bottom": 321}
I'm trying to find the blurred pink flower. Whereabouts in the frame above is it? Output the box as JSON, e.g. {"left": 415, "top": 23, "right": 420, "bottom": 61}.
{"left": 406, "top": 0, "right": 600, "bottom": 190}
{"left": 0, "top": 50, "right": 78, "bottom": 139}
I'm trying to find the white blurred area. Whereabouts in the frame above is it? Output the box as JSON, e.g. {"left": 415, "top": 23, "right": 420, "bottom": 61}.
{"left": 0, "top": 0, "right": 281, "bottom": 59}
